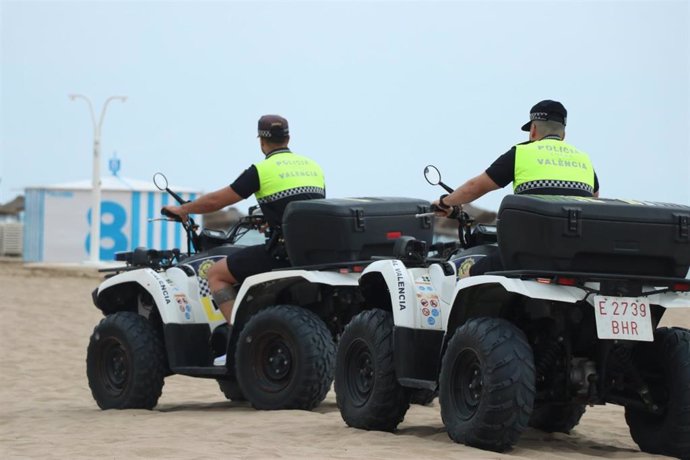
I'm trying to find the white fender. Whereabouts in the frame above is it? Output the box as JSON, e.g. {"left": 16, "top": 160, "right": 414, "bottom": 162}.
{"left": 97, "top": 268, "right": 202, "bottom": 325}
{"left": 362, "top": 260, "right": 415, "bottom": 328}
{"left": 645, "top": 290, "right": 690, "bottom": 309}
{"left": 450, "top": 275, "right": 690, "bottom": 321}
{"left": 362, "top": 260, "right": 445, "bottom": 330}
{"left": 452, "top": 275, "right": 588, "bottom": 305}
{"left": 231, "top": 269, "right": 360, "bottom": 324}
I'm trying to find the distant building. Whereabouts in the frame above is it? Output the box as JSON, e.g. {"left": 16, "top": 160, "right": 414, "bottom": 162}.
{"left": 0, "top": 196, "right": 24, "bottom": 257}
{"left": 0, "top": 195, "right": 24, "bottom": 222}
{"left": 23, "top": 176, "right": 201, "bottom": 263}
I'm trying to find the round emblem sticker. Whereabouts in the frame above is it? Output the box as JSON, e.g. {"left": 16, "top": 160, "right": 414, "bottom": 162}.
{"left": 198, "top": 260, "right": 215, "bottom": 280}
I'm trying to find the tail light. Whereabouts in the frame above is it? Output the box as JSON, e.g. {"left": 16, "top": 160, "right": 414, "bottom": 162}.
{"left": 557, "top": 277, "right": 577, "bottom": 286}
{"left": 672, "top": 282, "right": 690, "bottom": 292}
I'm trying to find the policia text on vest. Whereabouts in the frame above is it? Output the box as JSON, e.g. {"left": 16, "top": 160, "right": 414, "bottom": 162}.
{"left": 514, "top": 139, "right": 594, "bottom": 194}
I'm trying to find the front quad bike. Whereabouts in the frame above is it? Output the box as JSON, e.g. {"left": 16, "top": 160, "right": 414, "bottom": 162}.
{"left": 334, "top": 165, "right": 690, "bottom": 457}
{"left": 88, "top": 172, "right": 434, "bottom": 411}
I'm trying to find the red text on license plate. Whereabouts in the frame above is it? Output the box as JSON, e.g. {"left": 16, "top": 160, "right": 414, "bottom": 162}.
{"left": 593, "top": 295, "right": 653, "bottom": 342}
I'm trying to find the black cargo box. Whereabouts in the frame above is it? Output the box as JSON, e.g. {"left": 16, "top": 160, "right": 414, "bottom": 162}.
{"left": 283, "top": 197, "right": 433, "bottom": 266}
{"left": 497, "top": 195, "right": 690, "bottom": 277}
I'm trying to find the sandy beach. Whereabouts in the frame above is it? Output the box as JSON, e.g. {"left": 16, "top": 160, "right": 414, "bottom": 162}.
{"left": 1, "top": 259, "right": 687, "bottom": 459}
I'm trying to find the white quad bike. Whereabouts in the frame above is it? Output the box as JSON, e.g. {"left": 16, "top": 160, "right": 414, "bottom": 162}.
{"left": 87, "top": 173, "right": 433, "bottom": 412}
{"left": 334, "top": 166, "right": 690, "bottom": 459}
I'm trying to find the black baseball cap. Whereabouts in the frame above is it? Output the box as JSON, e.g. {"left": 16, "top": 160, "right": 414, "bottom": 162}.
{"left": 257, "top": 114, "right": 289, "bottom": 138}
{"left": 521, "top": 100, "right": 567, "bottom": 131}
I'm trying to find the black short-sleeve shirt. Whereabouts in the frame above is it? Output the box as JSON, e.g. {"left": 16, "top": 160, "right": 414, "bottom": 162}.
{"left": 485, "top": 140, "right": 599, "bottom": 195}
{"left": 231, "top": 165, "right": 260, "bottom": 199}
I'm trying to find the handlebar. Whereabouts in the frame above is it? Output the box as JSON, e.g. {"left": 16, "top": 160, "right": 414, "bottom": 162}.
{"left": 158, "top": 206, "right": 201, "bottom": 254}
{"left": 161, "top": 207, "right": 181, "bottom": 221}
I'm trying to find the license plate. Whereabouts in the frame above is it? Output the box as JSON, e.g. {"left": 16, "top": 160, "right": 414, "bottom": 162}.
{"left": 593, "top": 296, "right": 653, "bottom": 342}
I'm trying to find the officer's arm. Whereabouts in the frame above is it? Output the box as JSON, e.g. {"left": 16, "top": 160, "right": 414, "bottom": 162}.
{"left": 163, "top": 186, "right": 243, "bottom": 221}
{"left": 181, "top": 186, "right": 243, "bottom": 215}
{"left": 442, "top": 172, "right": 500, "bottom": 206}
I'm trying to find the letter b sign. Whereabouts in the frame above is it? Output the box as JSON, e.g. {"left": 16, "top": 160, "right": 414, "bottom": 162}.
{"left": 85, "top": 201, "right": 128, "bottom": 260}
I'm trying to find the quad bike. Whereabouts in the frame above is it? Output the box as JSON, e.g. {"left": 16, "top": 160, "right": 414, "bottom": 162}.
{"left": 334, "top": 165, "right": 690, "bottom": 459}
{"left": 86, "top": 173, "right": 433, "bottom": 412}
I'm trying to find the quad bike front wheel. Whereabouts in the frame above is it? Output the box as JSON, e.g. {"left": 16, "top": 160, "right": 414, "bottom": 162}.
{"left": 625, "top": 327, "right": 690, "bottom": 459}
{"left": 439, "top": 317, "right": 536, "bottom": 452}
{"left": 235, "top": 305, "right": 335, "bottom": 410}
{"left": 86, "top": 312, "right": 167, "bottom": 409}
{"left": 335, "top": 309, "right": 410, "bottom": 432}
{"left": 217, "top": 378, "right": 246, "bottom": 402}
{"left": 409, "top": 388, "right": 438, "bottom": 406}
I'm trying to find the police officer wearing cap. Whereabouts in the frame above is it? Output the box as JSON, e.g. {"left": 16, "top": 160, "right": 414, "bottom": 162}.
{"left": 432, "top": 100, "right": 599, "bottom": 276}
{"left": 163, "top": 115, "right": 326, "bottom": 341}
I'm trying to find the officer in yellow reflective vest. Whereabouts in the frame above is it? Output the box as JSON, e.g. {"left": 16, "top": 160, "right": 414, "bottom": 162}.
{"left": 432, "top": 100, "right": 599, "bottom": 276}
{"left": 163, "top": 115, "right": 326, "bottom": 335}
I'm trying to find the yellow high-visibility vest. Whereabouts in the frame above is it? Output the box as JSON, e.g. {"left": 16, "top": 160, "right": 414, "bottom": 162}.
{"left": 514, "top": 139, "right": 595, "bottom": 194}
{"left": 254, "top": 152, "right": 325, "bottom": 203}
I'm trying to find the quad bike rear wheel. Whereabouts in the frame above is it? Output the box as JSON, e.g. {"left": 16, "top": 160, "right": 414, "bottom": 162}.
{"left": 439, "top": 317, "right": 536, "bottom": 452}
{"left": 529, "top": 403, "right": 586, "bottom": 434}
{"left": 625, "top": 327, "right": 690, "bottom": 459}
{"left": 235, "top": 305, "right": 335, "bottom": 410}
{"left": 86, "top": 312, "right": 167, "bottom": 409}
{"left": 335, "top": 308, "right": 410, "bottom": 431}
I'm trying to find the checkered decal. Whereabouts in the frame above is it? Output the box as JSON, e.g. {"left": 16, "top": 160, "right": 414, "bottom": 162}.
{"left": 183, "top": 257, "right": 222, "bottom": 301}
{"left": 257, "top": 186, "right": 326, "bottom": 204}
{"left": 515, "top": 180, "right": 594, "bottom": 195}
{"left": 198, "top": 277, "right": 211, "bottom": 298}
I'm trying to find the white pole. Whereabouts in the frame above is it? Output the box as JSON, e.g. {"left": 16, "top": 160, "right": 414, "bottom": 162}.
{"left": 69, "top": 94, "right": 126, "bottom": 263}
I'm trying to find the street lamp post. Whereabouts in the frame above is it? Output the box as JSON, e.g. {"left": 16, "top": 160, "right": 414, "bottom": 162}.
{"left": 69, "top": 94, "right": 127, "bottom": 263}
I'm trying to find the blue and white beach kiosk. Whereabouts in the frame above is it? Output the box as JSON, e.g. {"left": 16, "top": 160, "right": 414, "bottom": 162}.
{"left": 23, "top": 176, "right": 201, "bottom": 263}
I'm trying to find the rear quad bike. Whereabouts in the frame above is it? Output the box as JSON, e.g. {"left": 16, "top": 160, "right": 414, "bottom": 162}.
{"left": 88, "top": 173, "right": 352, "bottom": 411}
{"left": 87, "top": 173, "right": 434, "bottom": 411}
{"left": 334, "top": 165, "right": 690, "bottom": 458}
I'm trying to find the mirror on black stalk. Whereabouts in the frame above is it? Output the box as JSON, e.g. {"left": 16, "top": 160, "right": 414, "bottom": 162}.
{"left": 424, "top": 165, "right": 442, "bottom": 186}
{"left": 424, "top": 164, "right": 455, "bottom": 194}
{"left": 153, "top": 172, "right": 168, "bottom": 191}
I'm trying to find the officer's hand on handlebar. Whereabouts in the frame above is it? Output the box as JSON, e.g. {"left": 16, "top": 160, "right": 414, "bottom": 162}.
{"left": 161, "top": 205, "right": 188, "bottom": 223}
{"left": 431, "top": 194, "right": 452, "bottom": 218}
{"left": 430, "top": 202, "right": 448, "bottom": 217}
{"left": 431, "top": 198, "right": 462, "bottom": 220}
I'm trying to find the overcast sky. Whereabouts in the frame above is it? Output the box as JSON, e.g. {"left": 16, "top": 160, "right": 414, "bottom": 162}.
{"left": 1, "top": 0, "right": 689, "bottom": 214}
